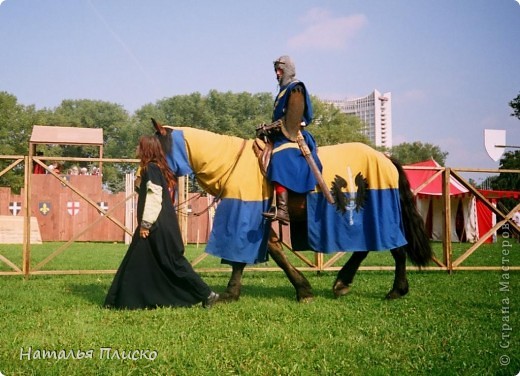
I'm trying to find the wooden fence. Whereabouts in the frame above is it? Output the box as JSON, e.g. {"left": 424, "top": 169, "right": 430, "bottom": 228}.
{"left": 0, "top": 154, "right": 518, "bottom": 276}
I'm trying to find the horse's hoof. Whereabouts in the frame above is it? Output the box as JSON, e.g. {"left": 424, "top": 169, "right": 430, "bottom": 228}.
{"left": 333, "top": 281, "right": 351, "bottom": 298}
{"left": 385, "top": 287, "right": 408, "bottom": 300}
{"left": 298, "top": 295, "right": 314, "bottom": 303}
{"left": 218, "top": 292, "right": 240, "bottom": 303}
{"left": 385, "top": 290, "right": 402, "bottom": 300}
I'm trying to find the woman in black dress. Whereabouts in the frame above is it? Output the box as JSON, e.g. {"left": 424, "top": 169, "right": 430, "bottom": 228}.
{"left": 104, "top": 135, "right": 219, "bottom": 309}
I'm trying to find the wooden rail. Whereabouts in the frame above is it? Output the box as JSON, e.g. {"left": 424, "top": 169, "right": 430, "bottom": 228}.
{"left": 0, "top": 155, "right": 518, "bottom": 276}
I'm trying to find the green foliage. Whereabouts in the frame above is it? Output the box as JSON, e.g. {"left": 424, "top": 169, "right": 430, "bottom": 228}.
{"left": 44, "top": 99, "right": 136, "bottom": 192}
{"left": 0, "top": 92, "right": 51, "bottom": 192}
{"left": 491, "top": 151, "right": 520, "bottom": 211}
{"left": 134, "top": 92, "right": 367, "bottom": 145}
{"left": 311, "top": 98, "right": 370, "bottom": 146}
{"left": 50, "top": 99, "right": 134, "bottom": 157}
{"left": 1, "top": 90, "right": 451, "bottom": 193}
{"left": 509, "top": 92, "right": 520, "bottom": 119}
{"left": 390, "top": 141, "right": 448, "bottom": 166}
{"left": 136, "top": 91, "right": 274, "bottom": 139}
{"left": 0, "top": 242, "right": 518, "bottom": 375}
{"left": 493, "top": 151, "right": 520, "bottom": 189}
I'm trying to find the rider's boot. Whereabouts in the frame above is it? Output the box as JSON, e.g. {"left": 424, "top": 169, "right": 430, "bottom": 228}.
{"left": 262, "top": 189, "right": 290, "bottom": 225}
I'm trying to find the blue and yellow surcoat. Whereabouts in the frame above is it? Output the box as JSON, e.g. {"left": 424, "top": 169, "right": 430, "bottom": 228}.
{"left": 267, "top": 80, "right": 322, "bottom": 193}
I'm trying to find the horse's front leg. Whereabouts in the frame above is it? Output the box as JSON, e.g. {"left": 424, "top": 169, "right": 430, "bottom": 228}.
{"left": 333, "top": 251, "right": 368, "bottom": 298}
{"left": 267, "top": 229, "right": 314, "bottom": 302}
{"left": 386, "top": 246, "right": 409, "bottom": 299}
{"left": 219, "top": 261, "right": 246, "bottom": 302}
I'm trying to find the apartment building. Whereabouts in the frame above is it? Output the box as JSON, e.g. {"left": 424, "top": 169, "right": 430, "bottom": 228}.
{"left": 323, "top": 89, "right": 392, "bottom": 148}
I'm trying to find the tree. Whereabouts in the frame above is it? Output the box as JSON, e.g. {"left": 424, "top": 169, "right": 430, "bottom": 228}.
{"left": 492, "top": 93, "right": 520, "bottom": 209}
{"left": 0, "top": 92, "right": 50, "bottom": 192}
{"left": 490, "top": 150, "right": 520, "bottom": 212}
{"left": 390, "top": 141, "right": 448, "bottom": 166}
{"left": 311, "top": 99, "right": 369, "bottom": 146}
{"left": 492, "top": 150, "right": 520, "bottom": 189}
{"left": 135, "top": 91, "right": 274, "bottom": 139}
{"left": 45, "top": 99, "right": 134, "bottom": 192}
{"left": 509, "top": 92, "right": 520, "bottom": 119}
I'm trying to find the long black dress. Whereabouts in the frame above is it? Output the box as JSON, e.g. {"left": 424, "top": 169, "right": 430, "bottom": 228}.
{"left": 104, "top": 163, "right": 212, "bottom": 309}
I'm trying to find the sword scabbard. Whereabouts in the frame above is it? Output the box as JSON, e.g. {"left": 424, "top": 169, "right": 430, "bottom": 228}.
{"left": 296, "top": 131, "right": 335, "bottom": 205}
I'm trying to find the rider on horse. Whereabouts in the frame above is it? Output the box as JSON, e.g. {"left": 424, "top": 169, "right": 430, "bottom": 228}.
{"left": 260, "top": 55, "right": 322, "bottom": 225}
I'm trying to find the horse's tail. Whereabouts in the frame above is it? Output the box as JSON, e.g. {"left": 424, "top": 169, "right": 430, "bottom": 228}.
{"left": 391, "top": 157, "right": 433, "bottom": 267}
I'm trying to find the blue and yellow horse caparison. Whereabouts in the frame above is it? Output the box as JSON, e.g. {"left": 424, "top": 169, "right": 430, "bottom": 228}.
{"left": 153, "top": 119, "right": 432, "bottom": 302}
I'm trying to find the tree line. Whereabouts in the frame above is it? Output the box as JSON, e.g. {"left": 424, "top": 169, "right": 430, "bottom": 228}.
{"left": 3, "top": 90, "right": 517, "bottom": 194}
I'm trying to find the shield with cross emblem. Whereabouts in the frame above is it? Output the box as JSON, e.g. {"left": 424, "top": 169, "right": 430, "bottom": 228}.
{"left": 9, "top": 202, "right": 22, "bottom": 216}
{"left": 67, "top": 201, "right": 80, "bottom": 216}
{"left": 97, "top": 201, "right": 108, "bottom": 216}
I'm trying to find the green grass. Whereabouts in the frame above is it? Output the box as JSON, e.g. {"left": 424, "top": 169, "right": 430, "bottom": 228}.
{"left": 0, "top": 241, "right": 519, "bottom": 375}
{"left": 1, "top": 239, "right": 517, "bottom": 272}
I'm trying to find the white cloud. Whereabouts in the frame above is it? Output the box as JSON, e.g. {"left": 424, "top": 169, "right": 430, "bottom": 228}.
{"left": 288, "top": 9, "right": 367, "bottom": 51}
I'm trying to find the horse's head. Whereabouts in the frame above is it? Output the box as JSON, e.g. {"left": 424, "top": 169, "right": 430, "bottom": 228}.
{"left": 151, "top": 118, "right": 173, "bottom": 157}
{"left": 152, "top": 118, "right": 168, "bottom": 137}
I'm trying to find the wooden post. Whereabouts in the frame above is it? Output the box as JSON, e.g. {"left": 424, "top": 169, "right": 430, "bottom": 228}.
{"left": 23, "top": 155, "right": 31, "bottom": 278}
{"left": 442, "top": 167, "right": 452, "bottom": 272}
{"left": 124, "top": 172, "right": 136, "bottom": 245}
{"left": 315, "top": 252, "right": 324, "bottom": 272}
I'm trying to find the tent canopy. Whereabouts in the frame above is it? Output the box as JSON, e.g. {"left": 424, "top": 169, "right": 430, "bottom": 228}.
{"left": 404, "top": 159, "right": 468, "bottom": 197}
{"left": 404, "top": 159, "right": 476, "bottom": 242}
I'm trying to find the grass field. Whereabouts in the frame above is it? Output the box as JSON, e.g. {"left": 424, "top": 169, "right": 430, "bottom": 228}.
{"left": 0, "top": 241, "right": 518, "bottom": 375}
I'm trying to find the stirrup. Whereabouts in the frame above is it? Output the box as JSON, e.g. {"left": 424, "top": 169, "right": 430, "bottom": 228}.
{"left": 262, "top": 206, "right": 278, "bottom": 220}
{"left": 262, "top": 206, "right": 289, "bottom": 225}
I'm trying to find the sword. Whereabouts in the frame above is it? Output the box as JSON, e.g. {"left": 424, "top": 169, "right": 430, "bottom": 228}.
{"left": 296, "top": 131, "right": 335, "bottom": 205}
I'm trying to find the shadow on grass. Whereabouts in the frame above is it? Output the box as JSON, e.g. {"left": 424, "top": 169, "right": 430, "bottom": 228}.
{"left": 68, "top": 282, "right": 108, "bottom": 306}
{"left": 239, "top": 284, "right": 306, "bottom": 301}
{"left": 233, "top": 282, "right": 393, "bottom": 302}
{"left": 66, "top": 275, "right": 399, "bottom": 307}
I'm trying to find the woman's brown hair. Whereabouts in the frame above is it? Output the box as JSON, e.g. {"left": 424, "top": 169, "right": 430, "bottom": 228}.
{"left": 137, "top": 135, "right": 177, "bottom": 193}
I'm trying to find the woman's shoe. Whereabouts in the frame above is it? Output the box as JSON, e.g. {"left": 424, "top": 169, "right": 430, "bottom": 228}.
{"left": 202, "top": 291, "right": 219, "bottom": 308}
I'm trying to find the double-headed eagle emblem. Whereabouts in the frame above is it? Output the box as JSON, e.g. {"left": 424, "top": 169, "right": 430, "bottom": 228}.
{"left": 330, "top": 168, "right": 368, "bottom": 225}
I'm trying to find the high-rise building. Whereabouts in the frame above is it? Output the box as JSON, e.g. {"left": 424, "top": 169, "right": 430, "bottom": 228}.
{"left": 323, "top": 89, "right": 392, "bottom": 148}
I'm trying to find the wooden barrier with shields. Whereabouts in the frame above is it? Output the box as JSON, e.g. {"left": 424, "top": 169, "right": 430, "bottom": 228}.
{"left": 17, "top": 125, "right": 138, "bottom": 276}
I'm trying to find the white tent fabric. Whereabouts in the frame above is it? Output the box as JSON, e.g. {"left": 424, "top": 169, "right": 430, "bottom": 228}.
{"left": 415, "top": 195, "right": 479, "bottom": 242}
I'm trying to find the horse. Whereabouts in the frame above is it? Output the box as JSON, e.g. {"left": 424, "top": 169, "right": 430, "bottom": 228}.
{"left": 152, "top": 118, "right": 432, "bottom": 302}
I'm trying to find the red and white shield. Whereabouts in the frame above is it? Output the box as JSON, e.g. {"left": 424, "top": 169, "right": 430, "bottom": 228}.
{"left": 67, "top": 201, "right": 80, "bottom": 216}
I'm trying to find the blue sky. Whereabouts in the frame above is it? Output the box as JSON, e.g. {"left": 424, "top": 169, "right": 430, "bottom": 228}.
{"left": 1, "top": 0, "right": 519, "bottom": 181}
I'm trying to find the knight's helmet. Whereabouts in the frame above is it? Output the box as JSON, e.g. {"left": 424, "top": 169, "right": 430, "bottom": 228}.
{"left": 273, "top": 55, "right": 296, "bottom": 87}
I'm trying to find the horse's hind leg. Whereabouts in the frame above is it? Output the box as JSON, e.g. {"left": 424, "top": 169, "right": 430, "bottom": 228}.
{"left": 386, "top": 247, "right": 409, "bottom": 299}
{"left": 219, "top": 262, "right": 246, "bottom": 302}
{"left": 333, "top": 251, "right": 368, "bottom": 298}
{"left": 267, "top": 230, "right": 314, "bottom": 302}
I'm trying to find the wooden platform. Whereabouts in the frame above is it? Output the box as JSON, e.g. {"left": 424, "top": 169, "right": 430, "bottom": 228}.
{"left": 0, "top": 216, "right": 42, "bottom": 244}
